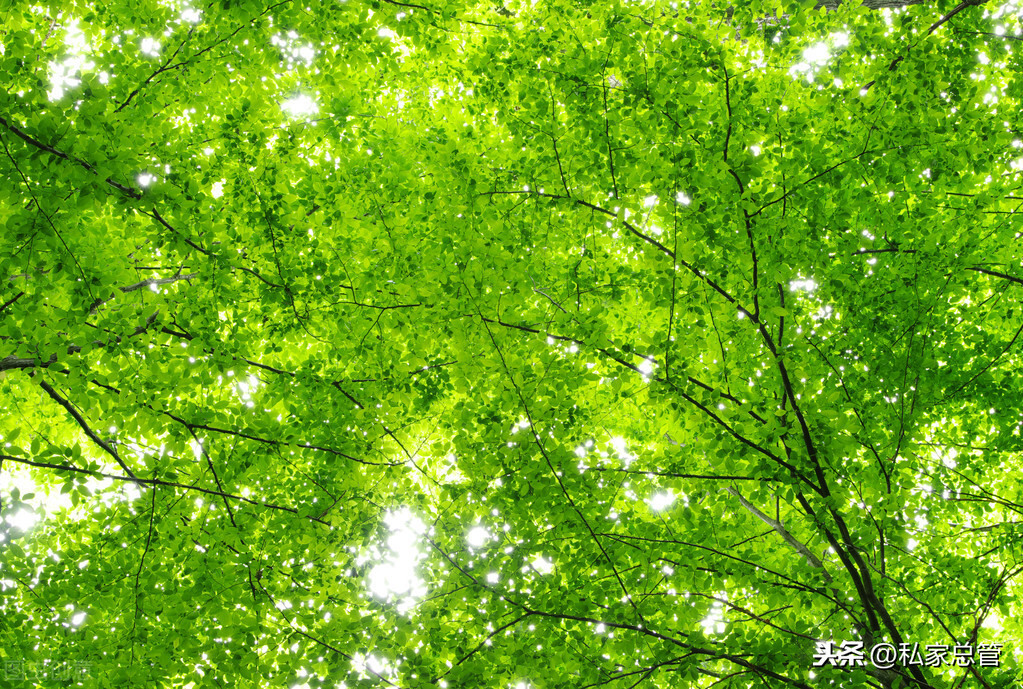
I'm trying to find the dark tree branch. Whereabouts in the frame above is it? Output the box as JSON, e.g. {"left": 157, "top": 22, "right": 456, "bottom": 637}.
{"left": 38, "top": 380, "right": 138, "bottom": 479}
{"left": 89, "top": 273, "right": 198, "bottom": 313}
{"left": 0, "top": 454, "right": 331, "bottom": 526}
{"left": 0, "top": 115, "right": 142, "bottom": 199}
{"left": 927, "top": 0, "right": 988, "bottom": 35}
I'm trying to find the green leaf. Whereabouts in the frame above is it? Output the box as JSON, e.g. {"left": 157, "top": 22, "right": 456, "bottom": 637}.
{"left": 0, "top": 3, "right": 1018, "bottom": 687}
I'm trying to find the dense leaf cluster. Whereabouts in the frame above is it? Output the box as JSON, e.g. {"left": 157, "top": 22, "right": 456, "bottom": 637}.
{"left": 2, "top": 0, "right": 1022, "bottom": 687}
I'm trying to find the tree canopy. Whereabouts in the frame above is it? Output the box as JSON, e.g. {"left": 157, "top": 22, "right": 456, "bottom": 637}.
{"left": 2, "top": 0, "right": 1023, "bottom": 687}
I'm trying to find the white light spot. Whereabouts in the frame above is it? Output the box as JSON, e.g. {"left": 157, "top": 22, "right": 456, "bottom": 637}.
{"left": 46, "top": 19, "right": 96, "bottom": 101}
{"left": 366, "top": 508, "right": 427, "bottom": 613}
{"left": 7, "top": 509, "right": 38, "bottom": 532}
{"left": 803, "top": 42, "right": 830, "bottom": 66}
{"left": 531, "top": 555, "right": 553, "bottom": 575}
{"left": 141, "top": 37, "right": 162, "bottom": 57}
{"left": 648, "top": 491, "right": 675, "bottom": 511}
{"left": 282, "top": 94, "right": 319, "bottom": 118}
{"left": 789, "top": 278, "right": 817, "bottom": 292}
{"left": 466, "top": 526, "right": 489, "bottom": 548}
{"left": 609, "top": 436, "right": 633, "bottom": 463}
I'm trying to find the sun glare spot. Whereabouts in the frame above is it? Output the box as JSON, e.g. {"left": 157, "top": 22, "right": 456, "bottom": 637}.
{"left": 466, "top": 526, "right": 489, "bottom": 547}
{"left": 7, "top": 508, "right": 38, "bottom": 532}
{"left": 609, "top": 436, "right": 634, "bottom": 466}
{"left": 647, "top": 491, "right": 675, "bottom": 512}
{"left": 805, "top": 42, "right": 829, "bottom": 64}
{"left": 789, "top": 278, "right": 817, "bottom": 292}
{"left": 531, "top": 555, "right": 554, "bottom": 574}
{"left": 141, "top": 37, "right": 162, "bottom": 57}
{"left": 47, "top": 20, "right": 94, "bottom": 101}
{"left": 366, "top": 508, "right": 427, "bottom": 613}
{"left": 282, "top": 94, "right": 319, "bottom": 118}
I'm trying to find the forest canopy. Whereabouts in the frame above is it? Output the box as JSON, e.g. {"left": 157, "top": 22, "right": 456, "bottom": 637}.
{"left": 2, "top": 0, "right": 1023, "bottom": 687}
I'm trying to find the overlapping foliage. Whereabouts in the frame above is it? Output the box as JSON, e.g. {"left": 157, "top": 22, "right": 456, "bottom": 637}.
{"left": 2, "top": 0, "right": 1022, "bottom": 687}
